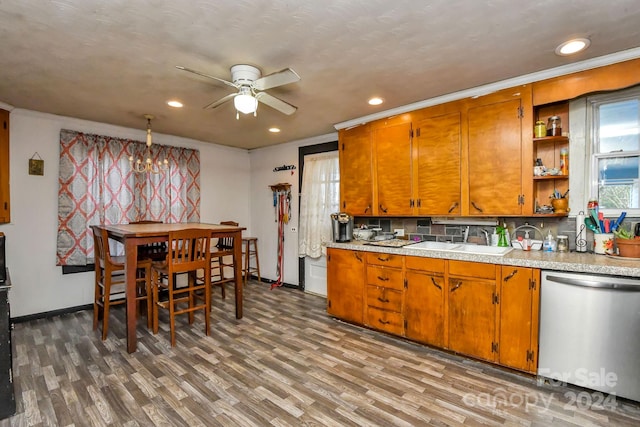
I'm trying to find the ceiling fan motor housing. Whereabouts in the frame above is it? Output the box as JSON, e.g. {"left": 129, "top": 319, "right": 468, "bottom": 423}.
{"left": 231, "top": 64, "right": 261, "bottom": 86}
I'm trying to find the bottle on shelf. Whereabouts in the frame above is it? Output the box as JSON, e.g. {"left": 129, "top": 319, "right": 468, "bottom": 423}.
{"left": 547, "top": 116, "right": 562, "bottom": 137}
{"left": 560, "top": 148, "right": 569, "bottom": 175}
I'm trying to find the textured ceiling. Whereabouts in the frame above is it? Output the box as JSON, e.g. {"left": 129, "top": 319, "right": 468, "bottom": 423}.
{"left": 1, "top": 1, "right": 640, "bottom": 150}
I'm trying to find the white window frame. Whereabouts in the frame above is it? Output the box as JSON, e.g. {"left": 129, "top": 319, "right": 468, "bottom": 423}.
{"left": 586, "top": 86, "right": 640, "bottom": 218}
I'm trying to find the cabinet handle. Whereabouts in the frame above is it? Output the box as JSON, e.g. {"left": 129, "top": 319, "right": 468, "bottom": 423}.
{"left": 503, "top": 269, "right": 518, "bottom": 282}
{"left": 471, "top": 201, "right": 484, "bottom": 213}
{"left": 417, "top": 199, "right": 421, "bottom": 208}
{"left": 377, "top": 256, "right": 390, "bottom": 262}
{"left": 448, "top": 202, "right": 458, "bottom": 213}
{"left": 450, "top": 280, "right": 462, "bottom": 292}
{"left": 431, "top": 277, "right": 442, "bottom": 290}
{"left": 377, "top": 276, "right": 389, "bottom": 282}
{"left": 378, "top": 319, "right": 391, "bottom": 325}
{"left": 379, "top": 204, "right": 388, "bottom": 213}
{"left": 377, "top": 296, "right": 390, "bottom": 303}
{"left": 364, "top": 205, "right": 370, "bottom": 214}
{"left": 354, "top": 253, "right": 363, "bottom": 262}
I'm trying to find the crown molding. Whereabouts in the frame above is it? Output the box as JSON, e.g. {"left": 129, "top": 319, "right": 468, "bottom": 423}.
{"left": 334, "top": 47, "right": 640, "bottom": 130}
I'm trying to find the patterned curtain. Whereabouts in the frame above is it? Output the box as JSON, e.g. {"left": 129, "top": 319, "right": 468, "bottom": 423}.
{"left": 56, "top": 129, "right": 200, "bottom": 266}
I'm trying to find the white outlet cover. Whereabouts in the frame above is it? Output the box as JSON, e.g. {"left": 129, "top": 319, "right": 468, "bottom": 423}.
{"left": 394, "top": 229, "right": 405, "bottom": 237}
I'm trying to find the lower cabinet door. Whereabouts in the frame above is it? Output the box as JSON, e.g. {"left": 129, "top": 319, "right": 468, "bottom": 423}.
{"left": 448, "top": 276, "right": 497, "bottom": 362}
{"left": 404, "top": 270, "right": 445, "bottom": 347}
{"left": 498, "top": 266, "right": 539, "bottom": 373}
{"left": 327, "top": 249, "right": 365, "bottom": 324}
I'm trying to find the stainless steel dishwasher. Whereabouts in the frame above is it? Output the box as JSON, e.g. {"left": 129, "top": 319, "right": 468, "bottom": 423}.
{"left": 538, "top": 270, "right": 640, "bottom": 402}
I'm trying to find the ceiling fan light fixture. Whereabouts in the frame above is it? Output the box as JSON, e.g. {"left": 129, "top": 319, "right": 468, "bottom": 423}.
{"left": 234, "top": 88, "right": 258, "bottom": 115}
{"left": 555, "top": 38, "right": 590, "bottom": 56}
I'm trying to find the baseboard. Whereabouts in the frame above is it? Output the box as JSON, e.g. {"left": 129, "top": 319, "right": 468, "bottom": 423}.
{"left": 12, "top": 304, "right": 93, "bottom": 323}
{"left": 252, "top": 276, "right": 298, "bottom": 289}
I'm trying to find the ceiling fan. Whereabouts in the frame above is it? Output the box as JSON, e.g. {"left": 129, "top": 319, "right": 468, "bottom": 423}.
{"left": 176, "top": 64, "right": 300, "bottom": 118}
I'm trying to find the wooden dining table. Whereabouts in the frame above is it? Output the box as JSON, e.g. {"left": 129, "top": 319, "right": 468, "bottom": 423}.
{"left": 99, "top": 222, "right": 246, "bottom": 353}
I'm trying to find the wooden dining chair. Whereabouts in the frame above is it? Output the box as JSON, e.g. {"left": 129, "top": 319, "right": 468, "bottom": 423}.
{"left": 209, "top": 220, "right": 240, "bottom": 298}
{"left": 151, "top": 228, "right": 211, "bottom": 347}
{"left": 129, "top": 220, "right": 168, "bottom": 261}
{"left": 92, "top": 225, "right": 153, "bottom": 340}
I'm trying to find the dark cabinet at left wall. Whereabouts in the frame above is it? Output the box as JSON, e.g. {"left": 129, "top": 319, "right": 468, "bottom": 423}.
{"left": 0, "top": 109, "right": 9, "bottom": 224}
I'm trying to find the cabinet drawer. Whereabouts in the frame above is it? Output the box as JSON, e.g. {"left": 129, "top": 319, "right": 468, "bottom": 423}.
{"left": 366, "top": 252, "right": 403, "bottom": 268}
{"left": 405, "top": 256, "right": 445, "bottom": 273}
{"left": 366, "top": 306, "right": 404, "bottom": 335}
{"left": 449, "top": 260, "right": 496, "bottom": 279}
{"left": 366, "top": 265, "right": 404, "bottom": 290}
{"left": 366, "top": 285, "right": 403, "bottom": 312}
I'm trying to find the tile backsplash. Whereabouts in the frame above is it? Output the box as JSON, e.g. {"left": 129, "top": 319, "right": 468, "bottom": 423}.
{"left": 354, "top": 216, "right": 639, "bottom": 251}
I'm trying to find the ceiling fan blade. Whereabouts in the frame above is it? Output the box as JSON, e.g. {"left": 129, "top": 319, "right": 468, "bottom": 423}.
{"left": 203, "top": 92, "right": 237, "bottom": 110}
{"left": 253, "top": 68, "right": 300, "bottom": 91}
{"left": 255, "top": 92, "right": 297, "bottom": 115}
{"left": 175, "top": 65, "right": 238, "bottom": 89}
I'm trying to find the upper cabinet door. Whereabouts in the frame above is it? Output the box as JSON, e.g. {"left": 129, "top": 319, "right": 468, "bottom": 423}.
{"left": 374, "top": 119, "right": 413, "bottom": 216}
{"left": 414, "top": 112, "right": 462, "bottom": 216}
{"left": 467, "top": 97, "right": 525, "bottom": 216}
{"left": 339, "top": 125, "right": 374, "bottom": 216}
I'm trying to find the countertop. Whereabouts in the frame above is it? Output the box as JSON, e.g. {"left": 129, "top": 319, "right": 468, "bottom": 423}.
{"left": 325, "top": 240, "right": 640, "bottom": 278}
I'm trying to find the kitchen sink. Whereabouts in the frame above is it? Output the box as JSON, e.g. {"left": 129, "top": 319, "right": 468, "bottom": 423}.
{"left": 407, "top": 241, "right": 461, "bottom": 250}
{"left": 454, "top": 244, "right": 513, "bottom": 256}
{"left": 407, "top": 241, "right": 513, "bottom": 256}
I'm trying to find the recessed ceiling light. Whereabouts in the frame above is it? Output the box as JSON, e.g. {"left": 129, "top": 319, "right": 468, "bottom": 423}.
{"left": 167, "top": 100, "right": 183, "bottom": 108}
{"left": 368, "top": 97, "right": 383, "bottom": 106}
{"left": 555, "top": 38, "right": 591, "bottom": 56}
{"left": 269, "top": 127, "right": 281, "bottom": 133}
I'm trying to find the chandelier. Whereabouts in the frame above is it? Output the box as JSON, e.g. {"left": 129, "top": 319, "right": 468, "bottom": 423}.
{"left": 129, "top": 114, "right": 169, "bottom": 174}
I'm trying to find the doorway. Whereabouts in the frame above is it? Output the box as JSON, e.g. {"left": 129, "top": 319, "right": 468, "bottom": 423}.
{"left": 298, "top": 141, "right": 338, "bottom": 297}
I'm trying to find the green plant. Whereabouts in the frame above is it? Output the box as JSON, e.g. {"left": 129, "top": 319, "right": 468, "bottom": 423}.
{"left": 613, "top": 226, "right": 635, "bottom": 240}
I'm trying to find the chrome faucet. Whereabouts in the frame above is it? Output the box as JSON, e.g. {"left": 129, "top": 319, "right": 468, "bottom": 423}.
{"left": 480, "top": 229, "right": 490, "bottom": 246}
{"left": 463, "top": 226, "right": 470, "bottom": 243}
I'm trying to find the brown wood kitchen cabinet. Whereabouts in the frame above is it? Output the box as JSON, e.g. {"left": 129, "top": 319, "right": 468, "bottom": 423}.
{"left": 0, "top": 109, "right": 9, "bottom": 224}
{"left": 364, "top": 252, "right": 404, "bottom": 335}
{"left": 339, "top": 124, "right": 374, "bottom": 216}
{"left": 412, "top": 107, "right": 462, "bottom": 216}
{"left": 404, "top": 256, "right": 445, "bottom": 347}
{"left": 498, "top": 266, "right": 540, "bottom": 373}
{"left": 326, "top": 248, "right": 365, "bottom": 325}
{"left": 447, "top": 260, "right": 499, "bottom": 362}
{"left": 372, "top": 115, "right": 413, "bottom": 216}
{"left": 326, "top": 249, "right": 543, "bottom": 372}
{"left": 465, "top": 86, "right": 533, "bottom": 216}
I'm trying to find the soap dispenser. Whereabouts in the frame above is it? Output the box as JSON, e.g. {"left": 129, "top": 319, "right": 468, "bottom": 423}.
{"left": 523, "top": 231, "right": 532, "bottom": 251}
{"left": 543, "top": 231, "right": 556, "bottom": 252}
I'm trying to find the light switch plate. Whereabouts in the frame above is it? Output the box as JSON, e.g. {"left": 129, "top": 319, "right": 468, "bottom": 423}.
{"left": 394, "top": 228, "right": 405, "bottom": 237}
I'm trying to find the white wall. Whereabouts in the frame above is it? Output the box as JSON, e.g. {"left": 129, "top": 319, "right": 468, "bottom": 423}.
{"left": 1, "top": 108, "right": 250, "bottom": 317}
{"left": 248, "top": 133, "right": 337, "bottom": 286}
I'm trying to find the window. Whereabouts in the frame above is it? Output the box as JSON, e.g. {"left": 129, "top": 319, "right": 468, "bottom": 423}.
{"left": 589, "top": 86, "right": 640, "bottom": 215}
{"left": 56, "top": 129, "right": 200, "bottom": 266}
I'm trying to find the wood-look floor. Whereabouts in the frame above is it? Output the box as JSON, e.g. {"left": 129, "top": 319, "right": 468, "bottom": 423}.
{"left": 3, "top": 280, "right": 640, "bottom": 427}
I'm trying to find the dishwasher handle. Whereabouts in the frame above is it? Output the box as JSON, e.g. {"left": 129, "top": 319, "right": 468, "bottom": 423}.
{"left": 546, "top": 274, "right": 640, "bottom": 291}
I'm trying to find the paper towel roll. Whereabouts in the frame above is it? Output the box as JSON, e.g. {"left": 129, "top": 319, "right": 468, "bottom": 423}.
{"left": 576, "top": 211, "right": 587, "bottom": 252}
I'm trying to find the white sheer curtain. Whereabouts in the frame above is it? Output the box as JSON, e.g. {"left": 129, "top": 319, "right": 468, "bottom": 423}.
{"left": 298, "top": 151, "right": 340, "bottom": 258}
